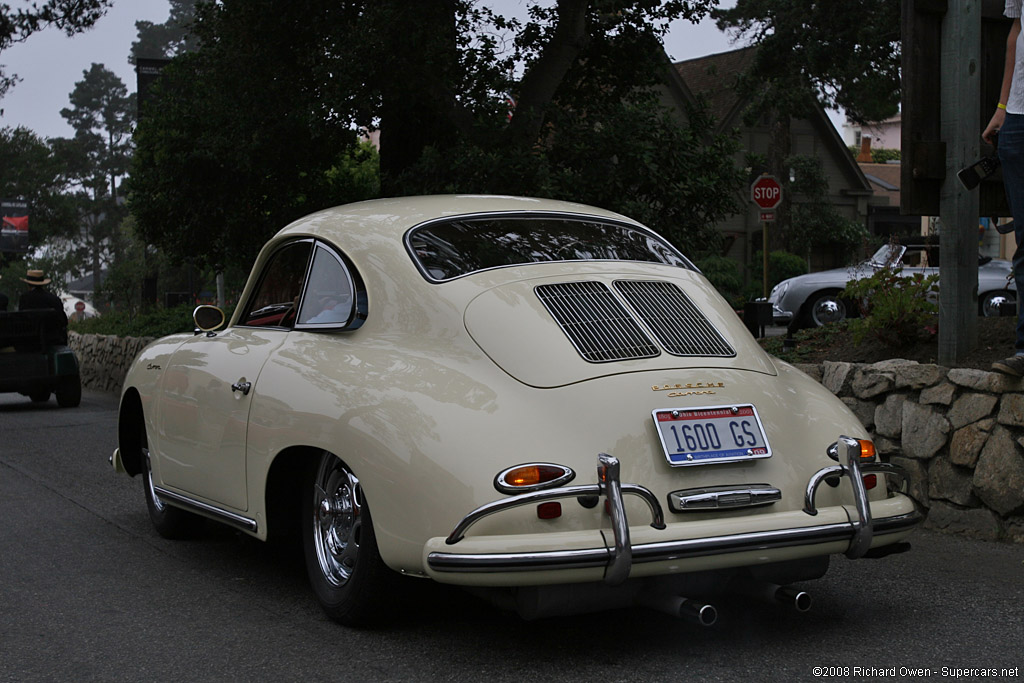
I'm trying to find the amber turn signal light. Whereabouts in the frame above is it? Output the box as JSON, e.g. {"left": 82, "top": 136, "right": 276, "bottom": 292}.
{"left": 494, "top": 463, "right": 575, "bottom": 494}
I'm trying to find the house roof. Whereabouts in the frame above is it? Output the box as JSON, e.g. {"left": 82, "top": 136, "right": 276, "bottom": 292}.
{"left": 670, "top": 47, "right": 873, "bottom": 196}
{"left": 673, "top": 48, "right": 757, "bottom": 131}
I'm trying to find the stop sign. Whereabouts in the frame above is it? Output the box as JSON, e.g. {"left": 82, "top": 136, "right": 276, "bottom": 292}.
{"left": 751, "top": 175, "right": 782, "bottom": 210}
{"left": 75, "top": 301, "right": 86, "bottom": 313}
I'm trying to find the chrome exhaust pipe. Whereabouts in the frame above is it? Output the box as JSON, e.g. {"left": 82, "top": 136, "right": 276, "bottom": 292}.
{"left": 637, "top": 594, "right": 718, "bottom": 626}
{"left": 735, "top": 580, "right": 812, "bottom": 612}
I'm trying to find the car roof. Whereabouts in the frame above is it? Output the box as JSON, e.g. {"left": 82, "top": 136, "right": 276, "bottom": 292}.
{"left": 273, "top": 195, "right": 639, "bottom": 251}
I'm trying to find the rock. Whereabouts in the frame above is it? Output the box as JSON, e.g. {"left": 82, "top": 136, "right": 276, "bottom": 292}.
{"left": 890, "top": 455, "right": 928, "bottom": 504}
{"left": 894, "top": 363, "right": 946, "bottom": 390}
{"left": 842, "top": 397, "right": 876, "bottom": 430}
{"left": 949, "top": 419, "right": 995, "bottom": 468}
{"left": 923, "top": 500, "right": 1001, "bottom": 541}
{"left": 997, "top": 393, "right": 1024, "bottom": 428}
{"left": 973, "top": 426, "right": 1024, "bottom": 515}
{"left": 851, "top": 365, "right": 895, "bottom": 399}
{"left": 919, "top": 382, "right": 957, "bottom": 406}
{"left": 822, "top": 361, "right": 855, "bottom": 395}
{"left": 901, "top": 402, "right": 951, "bottom": 460}
{"left": 928, "top": 458, "right": 977, "bottom": 506}
{"left": 948, "top": 368, "right": 1001, "bottom": 392}
{"left": 873, "top": 394, "right": 906, "bottom": 439}
{"left": 795, "top": 363, "right": 822, "bottom": 383}
{"left": 947, "top": 393, "right": 998, "bottom": 430}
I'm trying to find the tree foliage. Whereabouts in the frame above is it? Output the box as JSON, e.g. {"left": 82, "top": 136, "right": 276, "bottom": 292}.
{"left": 0, "top": 0, "right": 111, "bottom": 99}
{"left": 131, "top": 0, "right": 199, "bottom": 60}
{"left": 129, "top": 0, "right": 745, "bottom": 273}
{"left": 713, "top": 0, "right": 901, "bottom": 124}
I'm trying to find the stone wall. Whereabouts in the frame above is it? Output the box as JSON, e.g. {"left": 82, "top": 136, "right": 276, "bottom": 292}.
{"left": 796, "top": 360, "right": 1024, "bottom": 543}
{"left": 68, "top": 333, "right": 1023, "bottom": 543}
{"left": 68, "top": 332, "right": 155, "bottom": 395}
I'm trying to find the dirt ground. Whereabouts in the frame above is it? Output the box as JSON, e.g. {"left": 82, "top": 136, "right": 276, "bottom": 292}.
{"left": 759, "top": 315, "right": 1018, "bottom": 371}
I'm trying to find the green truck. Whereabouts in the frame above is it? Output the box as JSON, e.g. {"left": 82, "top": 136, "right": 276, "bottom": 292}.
{"left": 0, "top": 310, "right": 81, "bottom": 407}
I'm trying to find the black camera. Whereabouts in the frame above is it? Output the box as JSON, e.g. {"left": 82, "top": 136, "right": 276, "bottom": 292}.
{"left": 958, "top": 133, "right": 1000, "bottom": 190}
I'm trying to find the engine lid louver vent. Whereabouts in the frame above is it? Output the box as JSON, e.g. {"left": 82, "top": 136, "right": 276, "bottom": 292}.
{"left": 535, "top": 281, "right": 660, "bottom": 363}
{"left": 614, "top": 280, "right": 735, "bottom": 358}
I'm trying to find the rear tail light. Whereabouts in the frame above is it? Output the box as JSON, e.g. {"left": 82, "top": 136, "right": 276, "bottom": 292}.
{"left": 494, "top": 463, "right": 575, "bottom": 494}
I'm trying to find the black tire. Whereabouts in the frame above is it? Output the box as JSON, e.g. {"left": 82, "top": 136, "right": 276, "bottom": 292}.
{"left": 800, "top": 290, "right": 849, "bottom": 328}
{"left": 303, "top": 451, "right": 394, "bottom": 625}
{"left": 980, "top": 290, "right": 1016, "bottom": 317}
{"left": 142, "top": 430, "right": 202, "bottom": 539}
{"left": 28, "top": 389, "right": 50, "bottom": 403}
{"left": 55, "top": 375, "right": 81, "bottom": 408}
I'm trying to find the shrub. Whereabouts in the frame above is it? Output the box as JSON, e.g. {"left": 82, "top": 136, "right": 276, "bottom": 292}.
{"left": 841, "top": 267, "right": 938, "bottom": 346}
{"left": 70, "top": 304, "right": 228, "bottom": 339}
{"left": 695, "top": 255, "right": 745, "bottom": 309}
{"left": 747, "top": 250, "right": 809, "bottom": 299}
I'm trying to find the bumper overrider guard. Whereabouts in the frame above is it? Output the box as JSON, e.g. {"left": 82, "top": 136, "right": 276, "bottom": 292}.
{"left": 431, "top": 438, "right": 922, "bottom": 585}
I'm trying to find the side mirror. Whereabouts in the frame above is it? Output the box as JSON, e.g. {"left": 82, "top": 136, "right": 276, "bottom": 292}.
{"left": 193, "top": 305, "right": 226, "bottom": 333}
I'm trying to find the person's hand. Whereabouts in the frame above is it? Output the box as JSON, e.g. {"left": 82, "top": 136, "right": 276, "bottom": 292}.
{"left": 983, "top": 107, "right": 1006, "bottom": 144}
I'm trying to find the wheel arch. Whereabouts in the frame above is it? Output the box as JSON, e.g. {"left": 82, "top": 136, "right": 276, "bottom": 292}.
{"left": 117, "top": 388, "right": 146, "bottom": 477}
{"left": 263, "top": 445, "right": 321, "bottom": 545}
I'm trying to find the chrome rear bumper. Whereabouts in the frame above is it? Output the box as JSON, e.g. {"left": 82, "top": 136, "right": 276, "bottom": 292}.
{"left": 430, "top": 442, "right": 921, "bottom": 583}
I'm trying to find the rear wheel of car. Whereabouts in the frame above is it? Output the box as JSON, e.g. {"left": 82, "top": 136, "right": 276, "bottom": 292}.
{"left": 801, "top": 290, "right": 848, "bottom": 327}
{"left": 980, "top": 290, "right": 1016, "bottom": 317}
{"left": 55, "top": 375, "right": 81, "bottom": 408}
{"left": 303, "top": 451, "right": 392, "bottom": 625}
{"left": 142, "top": 431, "right": 202, "bottom": 539}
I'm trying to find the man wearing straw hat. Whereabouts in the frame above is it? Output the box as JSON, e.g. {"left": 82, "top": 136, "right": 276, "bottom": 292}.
{"left": 18, "top": 269, "right": 67, "bottom": 343}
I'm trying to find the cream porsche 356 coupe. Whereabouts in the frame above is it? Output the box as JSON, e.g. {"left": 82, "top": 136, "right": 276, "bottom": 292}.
{"left": 111, "top": 195, "right": 921, "bottom": 625}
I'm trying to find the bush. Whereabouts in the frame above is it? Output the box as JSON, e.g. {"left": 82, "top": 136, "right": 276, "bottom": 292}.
{"left": 69, "top": 304, "right": 221, "bottom": 338}
{"left": 747, "top": 250, "right": 809, "bottom": 299}
{"left": 842, "top": 267, "right": 938, "bottom": 346}
{"left": 695, "top": 255, "right": 745, "bottom": 309}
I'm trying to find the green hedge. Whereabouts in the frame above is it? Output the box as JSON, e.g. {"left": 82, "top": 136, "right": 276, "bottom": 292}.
{"left": 70, "top": 305, "right": 210, "bottom": 338}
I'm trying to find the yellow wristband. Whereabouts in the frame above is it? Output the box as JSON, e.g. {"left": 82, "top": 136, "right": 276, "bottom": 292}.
{"left": 998, "top": 103, "right": 1008, "bottom": 110}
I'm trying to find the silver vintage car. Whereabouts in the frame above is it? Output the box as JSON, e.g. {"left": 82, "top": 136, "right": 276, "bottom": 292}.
{"left": 111, "top": 196, "right": 921, "bottom": 625}
{"left": 769, "top": 242, "right": 1017, "bottom": 328}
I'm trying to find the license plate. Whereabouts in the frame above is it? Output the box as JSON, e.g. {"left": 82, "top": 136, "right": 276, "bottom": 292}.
{"left": 652, "top": 404, "right": 772, "bottom": 466}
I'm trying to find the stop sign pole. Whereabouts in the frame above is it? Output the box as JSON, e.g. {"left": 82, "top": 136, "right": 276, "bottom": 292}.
{"left": 751, "top": 174, "right": 783, "bottom": 297}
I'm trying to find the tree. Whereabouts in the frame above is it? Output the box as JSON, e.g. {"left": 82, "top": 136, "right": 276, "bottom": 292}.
{"left": 129, "top": 1, "right": 743, "bottom": 273}
{"left": 713, "top": 0, "right": 899, "bottom": 253}
{"left": 713, "top": 0, "right": 901, "bottom": 125}
{"left": 0, "top": 0, "right": 112, "bottom": 99}
{"left": 53, "top": 64, "right": 135, "bottom": 295}
{"left": 131, "top": 0, "right": 200, "bottom": 60}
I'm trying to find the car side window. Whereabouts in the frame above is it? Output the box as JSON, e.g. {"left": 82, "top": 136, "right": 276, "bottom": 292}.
{"left": 296, "top": 245, "right": 355, "bottom": 327}
{"left": 240, "top": 241, "right": 313, "bottom": 328}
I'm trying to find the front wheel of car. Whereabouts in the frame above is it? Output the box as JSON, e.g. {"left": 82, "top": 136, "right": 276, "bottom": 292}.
{"left": 142, "top": 432, "right": 202, "bottom": 539}
{"left": 55, "top": 375, "right": 81, "bottom": 408}
{"left": 980, "top": 290, "right": 1016, "bottom": 317}
{"left": 802, "top": 290, "right": 848, "bottom": 327}
{"left": 303, "top": 451, "right": 393, "bottom": 625}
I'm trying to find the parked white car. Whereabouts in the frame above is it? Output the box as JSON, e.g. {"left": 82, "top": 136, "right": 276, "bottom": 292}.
{"left": 769, "top": 243, "right": 1017, "bottom": 328}
{"left": 111, "top": 196, "right": 921, "bottom": 625}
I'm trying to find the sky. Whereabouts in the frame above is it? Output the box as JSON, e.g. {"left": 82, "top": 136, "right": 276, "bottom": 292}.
{"left": 0, "top": 0, "right": 765, "bottom": 141}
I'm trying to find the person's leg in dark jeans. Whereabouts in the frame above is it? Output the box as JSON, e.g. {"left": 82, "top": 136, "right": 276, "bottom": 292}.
{"left": 993, "top": 113, "right": 1024, "bottom": 374}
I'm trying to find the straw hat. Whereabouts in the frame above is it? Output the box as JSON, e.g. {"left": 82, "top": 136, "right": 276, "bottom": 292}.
{"left": 21, "top": 269, "right": 51, "bottom": 286}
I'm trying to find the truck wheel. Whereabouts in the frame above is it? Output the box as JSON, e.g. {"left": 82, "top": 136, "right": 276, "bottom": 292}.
{"left": 55, "top": 375, "right": 81, "bottom": 408}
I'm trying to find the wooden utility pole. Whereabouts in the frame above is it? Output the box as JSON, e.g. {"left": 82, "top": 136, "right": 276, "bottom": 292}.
{"left": 938, "top": 0, "right": 981, "bottom": 365}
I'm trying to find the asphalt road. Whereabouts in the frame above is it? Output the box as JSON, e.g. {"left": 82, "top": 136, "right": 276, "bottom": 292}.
{"left": 1, "top": 390, "right": 1022, "bottom": 683}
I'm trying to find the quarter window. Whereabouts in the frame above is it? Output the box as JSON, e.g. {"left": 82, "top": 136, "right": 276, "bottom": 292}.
{"left": 240, "top": 241, "right": 313, "bottom": 328}
{"left": 296, "top": 245, "right": 356, "bottom": 327}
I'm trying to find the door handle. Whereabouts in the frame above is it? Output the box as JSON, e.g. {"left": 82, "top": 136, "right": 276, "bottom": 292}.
{"left": 231, "top": 380, "right": 252, "bottom": 395}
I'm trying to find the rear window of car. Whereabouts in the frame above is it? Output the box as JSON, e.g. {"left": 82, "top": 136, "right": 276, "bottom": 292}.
{"left": 406, "top": 215, "right": 694, "bottom": 282}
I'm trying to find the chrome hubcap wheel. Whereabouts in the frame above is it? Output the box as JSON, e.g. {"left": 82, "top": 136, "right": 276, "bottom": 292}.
{"left": 811, "top": 296, "right": 846, "bottom": 326}
{"left": 312, "top": 457, "right": 362, "bottom": 587}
